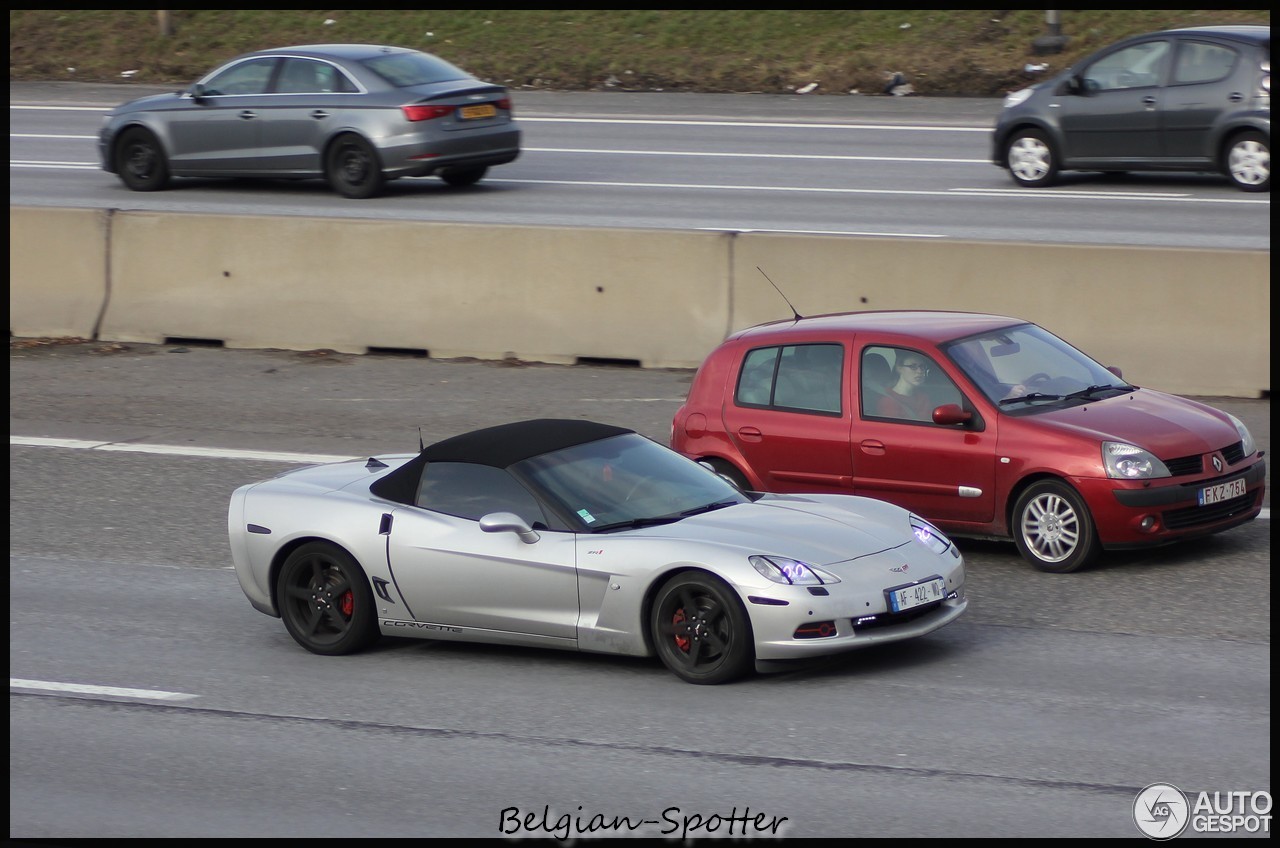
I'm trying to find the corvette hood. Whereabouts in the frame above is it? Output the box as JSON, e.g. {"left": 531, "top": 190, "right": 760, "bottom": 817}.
{"left": 1021, "top": 389, "right": 1241, "bottom": 456}
{"left": 631, "top": 496, "right": 917, "bottom": 566}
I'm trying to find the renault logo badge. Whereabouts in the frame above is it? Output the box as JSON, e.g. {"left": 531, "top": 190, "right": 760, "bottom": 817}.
{"left": 1212, "top": 455, "right": 1223, "bottom": 473}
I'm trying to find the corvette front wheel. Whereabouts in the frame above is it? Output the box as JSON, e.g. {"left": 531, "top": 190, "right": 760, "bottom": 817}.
{"left": 276, "top": 542, "right": 379, "bottom": 655}
{"left": 651, "top": 572, "right": 753, "bottom": 684}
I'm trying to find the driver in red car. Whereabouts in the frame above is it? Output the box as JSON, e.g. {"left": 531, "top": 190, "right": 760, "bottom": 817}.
{"left": 877, "top": 354, "right": 935, "bottom": 420}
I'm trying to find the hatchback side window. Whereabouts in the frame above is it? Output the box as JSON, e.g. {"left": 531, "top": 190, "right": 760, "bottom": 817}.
{"left": 1172, "top": 41, "right": 1238, "bottom": 85}
{"left": 863, "top": 347, "right": 962, "bottom": 424}
{"left": 736, "top": 347, "right": 779, "bottom": 407}
{"left": 1082, "top": 40, "right": 1171, "bottom": 91}
{"left": 201, "top": 57, "right": 276, "bottom": 96}
{"left": 416, "top": 461, "right": 547, "bottom": 527}
{"left": 773, "top": 344, "right": 843, "bottom": 414}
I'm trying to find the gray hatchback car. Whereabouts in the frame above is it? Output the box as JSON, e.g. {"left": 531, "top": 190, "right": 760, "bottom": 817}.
{"left": 99, "top": 43, "right": 521, "bottom": 198}
{"left": 993, "top": 25, "right": 1270, "bottom": 192}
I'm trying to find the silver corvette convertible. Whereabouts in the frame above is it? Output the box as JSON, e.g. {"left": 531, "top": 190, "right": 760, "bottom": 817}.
{"left": 229, "top": 419, "right": 967, "bottom": 684}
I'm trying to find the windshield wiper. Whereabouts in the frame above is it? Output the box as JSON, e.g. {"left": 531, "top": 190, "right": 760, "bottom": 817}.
{"left": 999, "top": 391, "right": 1063, "bottom": 406}
{"left": 679, "top": 499, "right": 740, "bottom": 517}
{"left": 1064, "top": 384, "right": 1130, "bottom": 401}
{"left": 593, "top": 515, "right": 683, "bottom": 532}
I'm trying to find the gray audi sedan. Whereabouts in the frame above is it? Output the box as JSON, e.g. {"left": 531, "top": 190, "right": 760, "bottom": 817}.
{"left": 99, "top": 43, "right": 522, "bottom": 198}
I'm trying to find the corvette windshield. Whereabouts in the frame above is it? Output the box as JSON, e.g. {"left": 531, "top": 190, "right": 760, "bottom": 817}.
{"left": 516, "top": 434, "right": 748, "bottom": 531}
{"left": 943, "top": 323, "right": 1133, "bottom": 412}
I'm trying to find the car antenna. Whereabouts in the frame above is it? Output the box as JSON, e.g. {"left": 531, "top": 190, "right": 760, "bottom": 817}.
{"left": 418, "top": 427, "right": 425, "bottom": 452}
{"left": 757, "top": 266, "right": 803, "bottom": 322}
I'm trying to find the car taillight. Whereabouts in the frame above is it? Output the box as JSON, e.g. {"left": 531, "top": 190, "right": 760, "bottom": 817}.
{"left": 402, "top": 104, "right": 454, "bottom": 122}
{"left": 496, "top": 97, "right": 512, "bottom": 112}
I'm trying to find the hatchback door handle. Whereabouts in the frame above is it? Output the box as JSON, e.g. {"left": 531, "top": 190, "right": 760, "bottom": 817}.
{"left": 310, "top": 109, "right": 330, "bottom": 119}
{"left": 1228, "top": 92, "right": 1245, "bottom": 101}
{"left": 737, "top": 426, "right": 763, "bottom": 442}
{"left": 237, "top": 110, "right": 257, "bottom": 120}
{"left": 1141, "top": 96, "right": 1157, "bottom": 106}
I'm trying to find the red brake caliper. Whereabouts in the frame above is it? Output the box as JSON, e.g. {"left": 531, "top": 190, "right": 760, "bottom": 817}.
{"left": 672, "top": 609, "right": 690, "bottom": 653}
{"left": 339, "top": 590, "right": 354, "bottom": 618}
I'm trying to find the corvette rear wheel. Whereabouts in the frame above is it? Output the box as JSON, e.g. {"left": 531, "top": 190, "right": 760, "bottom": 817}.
{"left": 651, "top": 572, "right": 753, "bottom": 684}
{"left": 277, "top": 542, "right": 379, "bottom": 655}
{"left": 1012, "top": 480, "right": 1100, "bottom": 573}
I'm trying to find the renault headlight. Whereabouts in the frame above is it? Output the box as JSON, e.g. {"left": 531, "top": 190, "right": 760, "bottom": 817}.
{"left": 1103, "top": 441, "right": 1171, "bottom": 479}
{"left": 1226, "top": 413, "right": 1257, "bottom": 457}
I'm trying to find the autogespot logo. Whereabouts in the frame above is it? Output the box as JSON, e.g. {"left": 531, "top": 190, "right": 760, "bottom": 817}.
{"left": 1134, "top": 783, "right": 1190, "bottom": 840}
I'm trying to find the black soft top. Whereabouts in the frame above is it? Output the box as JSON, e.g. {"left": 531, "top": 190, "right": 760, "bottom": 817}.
{"left": 370, "top": 419, "right": 633, "bottom": 505}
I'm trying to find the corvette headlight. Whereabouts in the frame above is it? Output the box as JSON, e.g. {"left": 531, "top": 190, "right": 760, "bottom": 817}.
{"left": 1102, "top": 441, "right": 1171, "bottom": 479}
{"left": 1226, "top": 413, "right": 1257, "bottom": 457}
{"left": 750, "top": 555, "right": 840, "bottom": 585}
{"left": 910, "top": 515, "right": 954, "bottom": 556}
{"left": 1003, "top": 87, "right": 1033, "bottom": 108}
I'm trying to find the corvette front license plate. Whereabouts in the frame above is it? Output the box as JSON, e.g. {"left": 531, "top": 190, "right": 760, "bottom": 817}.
{"left": 1199, "top": 477, "right": 1246, "bottom": 505}
{"left": 459, "top": 104, "right": 497, "bottom": 120}
{"left": 886, "top": 577, "right": 945, "bottom": 613}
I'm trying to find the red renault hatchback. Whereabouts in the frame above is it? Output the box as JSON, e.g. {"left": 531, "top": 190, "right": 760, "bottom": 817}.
{"left": 671, "top": 311, "right": 1266, "bottom": 572}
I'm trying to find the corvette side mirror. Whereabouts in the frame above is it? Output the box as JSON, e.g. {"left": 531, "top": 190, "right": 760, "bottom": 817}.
{"left": 479, "top": 512, "right": 540, "bottom": 544}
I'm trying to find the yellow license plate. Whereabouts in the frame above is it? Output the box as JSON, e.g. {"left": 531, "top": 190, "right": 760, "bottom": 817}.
{"left": 459, "top": 104, "right": 497, "bottom": 120}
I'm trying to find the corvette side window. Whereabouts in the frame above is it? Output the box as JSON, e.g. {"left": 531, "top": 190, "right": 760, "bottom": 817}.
{"left": 416, "top": 462, "right": 546, "bottom": 526}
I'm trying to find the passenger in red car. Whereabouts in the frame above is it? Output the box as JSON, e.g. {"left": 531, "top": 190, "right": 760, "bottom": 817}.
{"left": 878, "top": 355, "right": 934, "bottom": 420}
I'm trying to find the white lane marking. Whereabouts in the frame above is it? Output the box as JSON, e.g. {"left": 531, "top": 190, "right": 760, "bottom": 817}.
{"left": 11, "top": 678, "right": 197, "bottom": 701}
{"left": 526, "top": 146, "right": 986, "bottom": 163}
{"left": 10, "top": 435, "right": 353, "bottom": 464}
{"left": 489, "top": 178, "right": 1265, "bottom": 204}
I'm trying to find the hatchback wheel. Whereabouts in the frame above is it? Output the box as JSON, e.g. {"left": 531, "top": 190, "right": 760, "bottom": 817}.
{"left": 115, "top": 127, "right": 170, "bottom": 191}
{"left": 440, "top": 166, "right": 489, "bottom": 187}
{"left": 276, "top": 542, "right": 380, "bottom": 654}
{"left": 1012, "top": 480, "right": 1100, "bottom": 573}
{"left": 1225, "top": 131, "right": 1270, "bottom": 192}
{"left": 326, "top": 134, "right": 386, "bottom": 199}
{"left": 1005, "top": 129, "right": 1059, "bottom": 188}
{"left": 651, "top": 572, "right": 753, "bottom": 684}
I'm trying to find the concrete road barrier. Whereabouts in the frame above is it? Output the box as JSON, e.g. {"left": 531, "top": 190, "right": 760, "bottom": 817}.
{"left": 8, "top": 206, "right": 1270, "bottom": 396}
